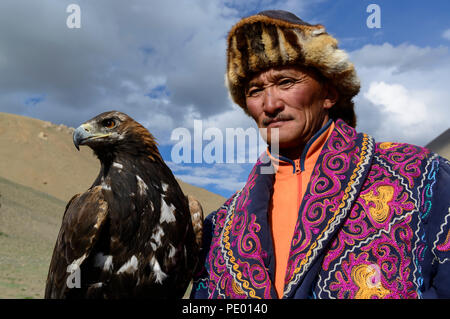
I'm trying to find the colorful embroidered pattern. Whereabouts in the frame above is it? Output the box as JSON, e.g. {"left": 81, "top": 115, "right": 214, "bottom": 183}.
{"left": 193, "top": 119, "right": 450, "bottom": 299}
{"left": 437, "top": 229, "right": 450, "bottom": 252}
{"left": 410, "top": 155, "right": 439, "bottom": 296}
{"left": 206, "top": 159, "right": 273, "bottom": 298}
{"left": 284, "top": 121, "right": 374, "bottom": 297}
{"left": 434, "top": 208, "right": 450, "bottom": 259}
{"left": 317, "top": 144, "right": 429, "bottom": 299}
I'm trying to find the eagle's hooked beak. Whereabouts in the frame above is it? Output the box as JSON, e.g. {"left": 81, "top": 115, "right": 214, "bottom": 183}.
{"left": 73, "top": 123, "right": 111, "bottom": 151}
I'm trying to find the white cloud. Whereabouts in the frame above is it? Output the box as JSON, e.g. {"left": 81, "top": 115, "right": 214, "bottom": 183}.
{"left": 363, "top": 81, "right": 432, "bottom": 143}
{"left": 443, "top": 29, "right": 450, "bottom": 41}
{"left": 364, "top": 82, "right": 427, "bottom": 126}
{"left": 350, "top": 43, "right": 449, "bottom": 73}
{"left": 0, "top": 0, "right": 238, "bottom": 126}
{"left": 350, "top": 42, "right": 450, "bottom": 146}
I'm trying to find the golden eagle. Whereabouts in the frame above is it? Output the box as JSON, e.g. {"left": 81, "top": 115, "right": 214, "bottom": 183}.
{"left": 45, "top": 111, "right": 203, "bottom": 298}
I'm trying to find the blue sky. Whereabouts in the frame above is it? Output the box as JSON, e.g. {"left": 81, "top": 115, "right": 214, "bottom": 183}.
{"left": 0, "top": 0, "right": 449, "bottom": 200}
{"left": 320, "top": 0, "right": 450, "bottom": 49}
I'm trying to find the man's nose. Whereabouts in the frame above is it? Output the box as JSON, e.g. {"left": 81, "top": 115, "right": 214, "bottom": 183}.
{"left": 262, "top": 86, "right": 284, "bottom": 115}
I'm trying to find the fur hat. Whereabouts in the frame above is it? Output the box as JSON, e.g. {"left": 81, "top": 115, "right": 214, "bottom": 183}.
{"left": 226, "top": 10, "right": 360, "bottom": 127}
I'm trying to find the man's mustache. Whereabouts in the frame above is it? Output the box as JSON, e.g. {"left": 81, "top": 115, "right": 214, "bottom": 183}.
{"left": 262, "top": 114, "right": 294, "bottom": 126}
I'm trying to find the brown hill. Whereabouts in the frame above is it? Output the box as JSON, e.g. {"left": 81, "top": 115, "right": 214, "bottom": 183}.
{"left": 0, "top": 176, "right": 66, "bottom": 298}
{"left": 0, "top": 112, "right": 225, "bottom": 212}
{"left": 0, "top": 112, "right": 225, "bottom": 298}
{"left": 425, "top": 128, "right": 450, "bottom": 160}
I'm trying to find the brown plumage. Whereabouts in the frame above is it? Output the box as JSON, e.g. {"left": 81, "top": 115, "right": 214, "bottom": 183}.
{"left": 187, "top": 195, "right": 203, "bottom": 248}
{"left": 45, "top": 111, "right": 202, "bottom": 298}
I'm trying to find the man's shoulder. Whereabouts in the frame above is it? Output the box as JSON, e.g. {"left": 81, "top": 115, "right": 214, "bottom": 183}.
{"left": 373, "top": 141, "right": 430, "bottom": 157}
{"left": 370, "top": 140, "right": 441, "bottom": 171}
{"left": 204, "top": 190, "right": 240, "bottom": 226}
{"left": 337, "top": 120, "right": 433, "bottom": 160}
{"left": 373, "top": 140, "right": 450, "bottom": 167}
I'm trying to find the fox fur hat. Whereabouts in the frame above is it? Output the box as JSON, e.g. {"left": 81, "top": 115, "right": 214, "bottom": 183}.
{"left": 226, "top": 10, "right": 360, "bottom": 127}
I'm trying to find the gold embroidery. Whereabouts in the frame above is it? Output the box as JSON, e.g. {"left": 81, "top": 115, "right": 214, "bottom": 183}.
{"left": 352, "top": 264, "right": 390, "bottom": 299}
{"left": 378, "top": 142, "right": 398, "bottom": 150}
{"left": 232, "top": 279, "right": 245, "bottom": 295}
{"left": 360, "top": 185, "right": 394, "bottom": 224}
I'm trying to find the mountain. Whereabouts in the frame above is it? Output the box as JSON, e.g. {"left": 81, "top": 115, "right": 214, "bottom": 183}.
{"left": 0, "top": 112, "right": 225, "bottom": 298}
{"left": 425, "top": 128, "right": 450, "bottom": 160}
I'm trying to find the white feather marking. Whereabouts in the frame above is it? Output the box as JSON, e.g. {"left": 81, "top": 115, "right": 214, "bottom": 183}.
{"left": 160, "top": 197, "right": 176, "bottom": 223}
{"left": 112, "top": 162, "right": 123, "bottom": 170}
{"left": 151, "top": 226, "right": 164, "bottom": 247}
{"left": 162, "top": 183, "right": 169, "bottom": 192}
{"left": 150, "top": 256, "right": 167, "bottom": 284}
{"left": 90, "top": 282, "right": 103, "bottom": 288}
{"left": 168, "top": 244, "right": 176, "bottom": 258}
{"left": 117, "top": 255, "right": 138, "bottom": 274}
{"left": 101, "top": 183, "right": 111, "bottom": 191}
{"left": 94, "top": 253, "right": 113, "bottom": 272}
{"left": 136, "top": 175, "right": 148, "bottom": 196}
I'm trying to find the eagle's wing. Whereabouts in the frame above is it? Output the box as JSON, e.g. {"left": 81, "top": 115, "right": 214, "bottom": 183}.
{"left": 45, "top": 186, "right": 108, "bottom": 298}
{"left": 187, "top": 195, "right": 203, "bottom": 249}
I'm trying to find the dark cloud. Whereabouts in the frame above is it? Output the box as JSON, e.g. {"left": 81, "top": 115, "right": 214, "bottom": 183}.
{"left": 0, "top": 0, "right": 241, "bottom": 134}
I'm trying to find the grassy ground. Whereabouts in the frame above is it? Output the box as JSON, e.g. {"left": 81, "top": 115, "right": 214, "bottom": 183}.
{"left": 0, "top": 176, "right": 66, "bottom": 298}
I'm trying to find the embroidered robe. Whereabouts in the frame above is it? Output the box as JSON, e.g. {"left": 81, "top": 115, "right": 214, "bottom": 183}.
{"left": 191, "top": 119, "right": 450, "bottom": 299}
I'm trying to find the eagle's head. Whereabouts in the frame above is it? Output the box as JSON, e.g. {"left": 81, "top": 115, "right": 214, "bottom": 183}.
{"left": 73, "top": 110, "right": 160, "bottom": 161}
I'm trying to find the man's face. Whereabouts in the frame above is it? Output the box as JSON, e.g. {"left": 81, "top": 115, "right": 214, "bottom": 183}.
{"left": 245, "top": 66, "right": 337, "bottom": 151}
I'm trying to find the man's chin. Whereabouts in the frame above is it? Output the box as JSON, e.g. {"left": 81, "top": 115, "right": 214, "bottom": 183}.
{"left": 263, "top": 134, "right": 301, "bottom": 150}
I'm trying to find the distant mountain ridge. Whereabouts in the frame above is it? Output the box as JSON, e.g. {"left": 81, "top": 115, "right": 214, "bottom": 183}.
{"left": 0, "top": 112, "right": 225, "bottom": 212}
{"left": 425, "top": 128, "right": 450, "bottom": 160}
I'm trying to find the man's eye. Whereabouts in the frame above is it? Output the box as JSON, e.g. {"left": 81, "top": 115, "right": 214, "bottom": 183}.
{"left": 278, "top": 78, "right": 294, "bottom": 87}
{"left": 247, "top": 87, "right": 263, "bottom": 97}
{"left": 102, "top": 119, "right": 115, "bottom": 128}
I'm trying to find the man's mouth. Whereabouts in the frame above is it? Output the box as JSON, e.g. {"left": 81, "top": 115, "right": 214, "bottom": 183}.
{"left": 263, "top": 115, "right": 293, "bottom": 128}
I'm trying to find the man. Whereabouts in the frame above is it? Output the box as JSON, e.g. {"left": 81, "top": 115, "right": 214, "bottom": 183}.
{"left": 191, "top": 10, "right": 450, "bottom": 299}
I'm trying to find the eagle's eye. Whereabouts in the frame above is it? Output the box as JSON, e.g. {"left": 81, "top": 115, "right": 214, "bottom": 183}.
{"left": 102, "top": 119, "right": 116, "bottom": 129}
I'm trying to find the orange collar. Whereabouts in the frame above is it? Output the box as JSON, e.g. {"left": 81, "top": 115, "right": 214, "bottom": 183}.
{"left": 267, "top": 120, "right": 335, "bottom": 175}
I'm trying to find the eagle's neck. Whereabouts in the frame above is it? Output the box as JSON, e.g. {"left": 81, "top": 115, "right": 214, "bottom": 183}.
{"left": 94, "top": 129, "right": 161, "bottom": 165}
{"left": 91, "top": 128, "right": 165, "bottom": 189}
{"left": 94, "top": 146, "right": 165, "bottom": 188}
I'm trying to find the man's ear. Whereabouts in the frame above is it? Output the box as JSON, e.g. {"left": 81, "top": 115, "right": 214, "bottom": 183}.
{"left": 322, "top": 83, "right": 339, "bottom": 110}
